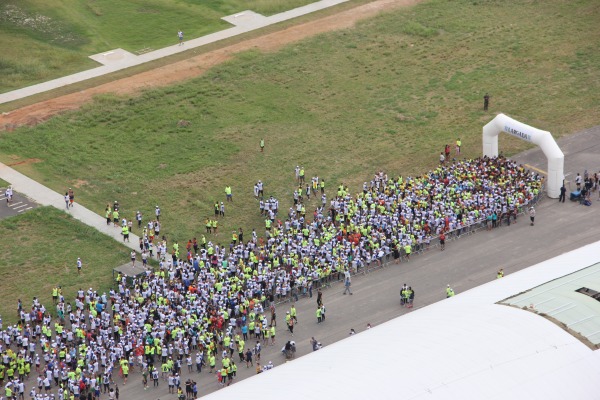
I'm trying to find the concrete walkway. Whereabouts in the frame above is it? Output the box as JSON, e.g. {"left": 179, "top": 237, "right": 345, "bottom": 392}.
{"left": 0, "top": 124, "right": 597, "bottom": 257}
{"left": 0, "top": 124, "right": 598, "bottom": 399}
{"left": 0, "top": 162, "right": 141, "bottom": 252}
{"left": 0, "top": 0, "right": 348, "bottom": 105}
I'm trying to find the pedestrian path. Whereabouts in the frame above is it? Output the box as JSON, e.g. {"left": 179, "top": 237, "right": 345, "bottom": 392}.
{"left": 0, "top": 188, "right": 38, "bottom": 218}
{"left": 0, "top": 0, "right": 349, "bottom": 105}
{"left": 0, "top": 161, "right": 141, "bottom": 252}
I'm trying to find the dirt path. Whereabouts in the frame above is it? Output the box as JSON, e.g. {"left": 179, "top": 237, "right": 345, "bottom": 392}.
{"left": 0, "top": 0, "right": 420, "bottom": 130}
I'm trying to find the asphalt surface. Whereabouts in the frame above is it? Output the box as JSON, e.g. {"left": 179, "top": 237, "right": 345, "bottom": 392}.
{"left": 1, "top": 124, "right": 598, "bottom": 399}
{"left": 108, "top": 124, "right": 600, "bottom": 399}
{"left": 0, "top": 188, "right": 38, "bottom": 218}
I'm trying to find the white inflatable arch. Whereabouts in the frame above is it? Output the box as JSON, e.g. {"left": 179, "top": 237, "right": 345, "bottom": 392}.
{"left": 483, "top": 113, "right": 564, "bottom": 198}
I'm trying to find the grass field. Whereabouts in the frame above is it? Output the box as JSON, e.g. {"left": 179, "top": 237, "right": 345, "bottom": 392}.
{"left": 0, "top": 0, "right": 598, "bottom": 244}
{"left": 0, "top": 0, "right": 319, "bottom": 93}
{"left": 0, "top": 207, "right": 133, "bottom": 324}
{"left": 0, "top": 0, "right": 598, "bottom": 319}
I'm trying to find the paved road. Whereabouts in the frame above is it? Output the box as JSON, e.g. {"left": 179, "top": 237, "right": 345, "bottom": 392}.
{"left": 0, "top": 188, "right": 38, "bottom": 218}
{"left": 514, "top": 124, "right": 600, "bottom": 191}
{"left": 121, "top": 194, "right": 597, "bottom": 399}
{"left": 111, "top": 125, "right": 600, "bottom": 399}
{"left": 0, "top": 124, "right": 597, "bottom": 399}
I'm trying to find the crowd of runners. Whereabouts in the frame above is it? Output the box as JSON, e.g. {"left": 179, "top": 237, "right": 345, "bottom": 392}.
{"left": 0, "top": 156, "right": 542, "bottom": 400}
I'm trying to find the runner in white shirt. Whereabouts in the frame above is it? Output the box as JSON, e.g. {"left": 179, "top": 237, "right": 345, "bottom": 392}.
{"left": 5, "top": 186, "right": 13, "bottom": 204}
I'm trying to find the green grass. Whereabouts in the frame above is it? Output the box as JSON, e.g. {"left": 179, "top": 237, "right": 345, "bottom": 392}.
{"left": 0, "top": 207, "right": 133, "bottom": 324}
{"left": 0, "top": 0, "right": 598, "bottom": 246}
{"left": 0, "top": 0, "right": 320, "bottom": 92}
{"left": 0, "top": 0, "right": 598, "bottom": 317}
{"left": 0, "top": 178, "right": 9, "bottom": 188}
{"left": 0, "top": 0, "right": 371, "bottom": 114}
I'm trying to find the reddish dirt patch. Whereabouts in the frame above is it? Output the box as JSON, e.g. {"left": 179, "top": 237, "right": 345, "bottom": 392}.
{"left": 0, "top": 0, "right": 421, "bottom": 130}
{"left": 6, "top": 158, "right": 43, "bottom": 166}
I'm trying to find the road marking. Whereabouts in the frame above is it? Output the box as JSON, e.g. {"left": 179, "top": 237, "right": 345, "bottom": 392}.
{"left": 13, "top": 204, "right": 29, "bottom": 210}
{"left": 524, "top": 164, "right": 575, "bottom": 185}
{"left": 524, "top": 164, "right": 547, "bottom": 175}
{"left": 7, "top": 201, "right": 22, "bottom": 208}
{"left": 17, "top": 207, "right": 33, "bottom": 213}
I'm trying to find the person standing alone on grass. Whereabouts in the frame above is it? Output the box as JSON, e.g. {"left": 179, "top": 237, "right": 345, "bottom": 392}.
{"left": 178, "top": 30, "right": 184, "bottom": 45}
{"left": 155, "top": 205, "right": 161, "bottom": 221}
{"left": 483, "top": 93, "right": 490, "bottom": 111}
{"left": 77, "top": 257, "right": 82, "bottom": 274}
{"left": 257, "top": 180, "right": 264, "bottom": 198}
{"left": 260, "top": 138, "right": 265, "bottom": 152}
{"left": 136, "top": 211, "right": 143, "bottom": 228}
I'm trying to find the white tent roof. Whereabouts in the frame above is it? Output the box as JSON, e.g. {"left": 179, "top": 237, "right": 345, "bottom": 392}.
{"left": 204, "top": 240, "right": 600, "bottom": 400}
